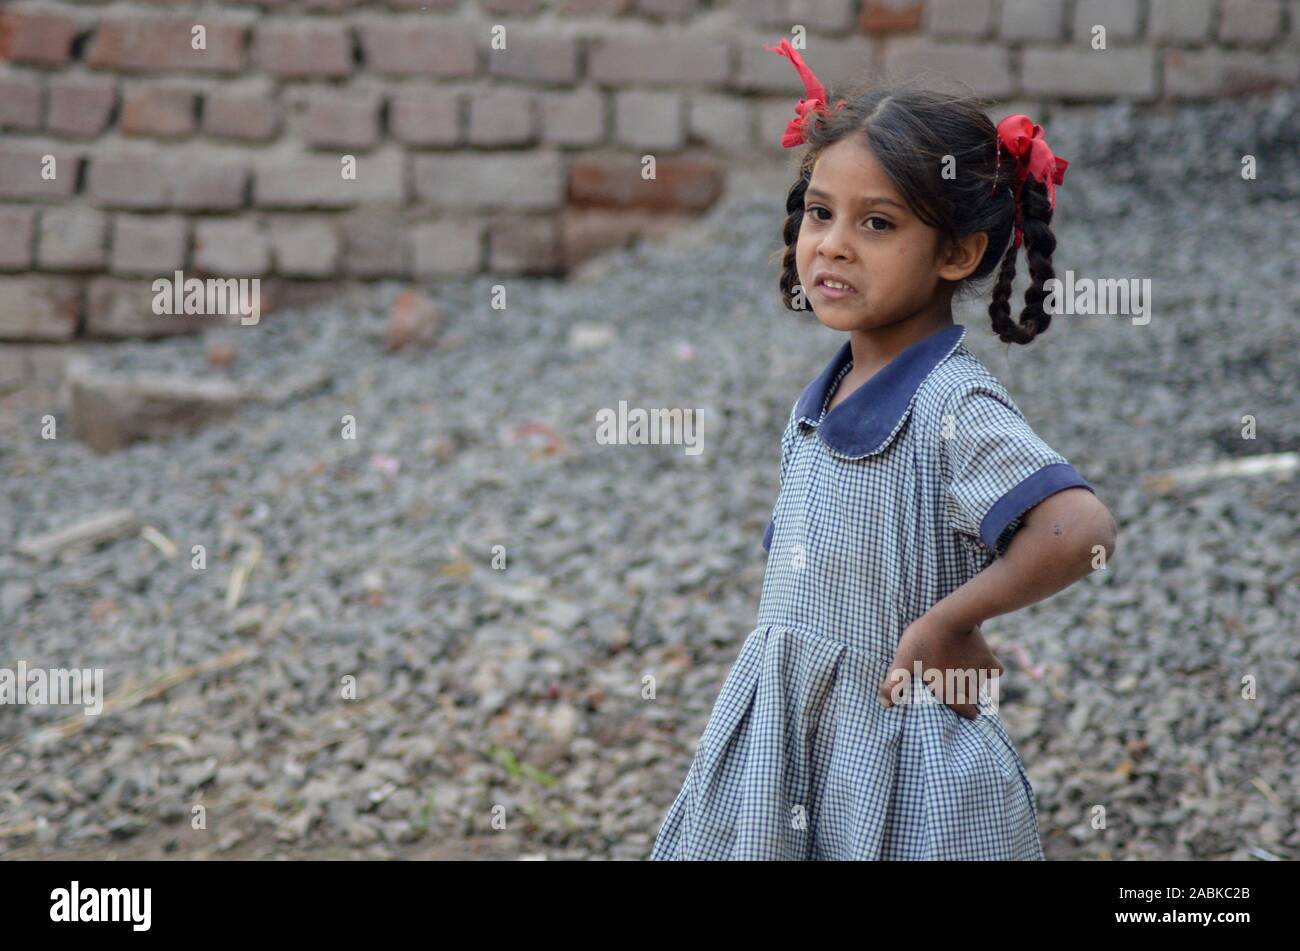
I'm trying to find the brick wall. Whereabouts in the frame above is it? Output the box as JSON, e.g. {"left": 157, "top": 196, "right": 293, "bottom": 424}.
{"left": 1, "top": 0, "right": 1298, "bottom": 360}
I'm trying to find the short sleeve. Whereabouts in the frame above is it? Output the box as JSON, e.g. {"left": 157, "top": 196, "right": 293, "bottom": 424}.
{"left": 762, "top": 402, "right": 799, "bottom": 552}
{"left": 941, "top": 382, "right": 1094, "bottom": 556}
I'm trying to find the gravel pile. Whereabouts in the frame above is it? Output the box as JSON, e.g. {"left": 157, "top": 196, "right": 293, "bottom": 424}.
{"left": 1, "top": 89, "right": 1297, "bottom": 860}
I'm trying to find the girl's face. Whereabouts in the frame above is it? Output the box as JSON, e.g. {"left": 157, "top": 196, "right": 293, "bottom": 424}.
{"left": 796, "top": 137, "right": 961, "bottom": 334}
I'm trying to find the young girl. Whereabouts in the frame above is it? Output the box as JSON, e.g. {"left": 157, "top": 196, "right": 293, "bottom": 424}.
{"left": 649, "top": 40, "right": 1117, "bottom": 861}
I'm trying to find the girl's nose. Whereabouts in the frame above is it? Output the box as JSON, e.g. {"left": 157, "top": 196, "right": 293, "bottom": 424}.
{"left": 817, "top": 222, "right": 853, "bottom": 261}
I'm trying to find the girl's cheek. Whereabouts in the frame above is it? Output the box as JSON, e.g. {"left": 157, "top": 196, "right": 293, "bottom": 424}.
{"left": 794, "top": 247, "right": 812, "bottom": 280}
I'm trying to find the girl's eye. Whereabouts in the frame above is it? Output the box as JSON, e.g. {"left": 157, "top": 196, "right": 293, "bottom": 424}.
{"left": 804, "top": 208, "right": 891, "bottom": 231}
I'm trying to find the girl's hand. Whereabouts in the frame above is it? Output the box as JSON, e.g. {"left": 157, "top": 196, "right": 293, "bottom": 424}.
{"left": 877, "top": 614, "right": 1004, "bottom": 719}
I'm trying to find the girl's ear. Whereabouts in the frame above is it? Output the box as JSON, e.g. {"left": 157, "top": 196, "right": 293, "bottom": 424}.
{"left": 937, "top": 231, "right": 989, "bottom": 282}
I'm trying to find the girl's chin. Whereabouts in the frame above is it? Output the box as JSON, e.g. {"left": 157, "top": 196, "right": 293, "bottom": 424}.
{"left": 812, "top": 310, "right": 869, "bottom": 331}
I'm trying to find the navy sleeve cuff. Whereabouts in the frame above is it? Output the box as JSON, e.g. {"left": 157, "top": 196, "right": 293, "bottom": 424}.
{"left": 980, "top": 463, "right": 1094, "bottom": 554}
{"left": 762, "top": 518, "right": 774, "bottom": 552}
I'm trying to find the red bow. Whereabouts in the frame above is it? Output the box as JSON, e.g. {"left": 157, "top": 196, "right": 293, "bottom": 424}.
{"left": 764, "top": 39, "right": 845, "bottom": 148}
{"left": 995, "top": 114, "right": 1068, "bottom": 248}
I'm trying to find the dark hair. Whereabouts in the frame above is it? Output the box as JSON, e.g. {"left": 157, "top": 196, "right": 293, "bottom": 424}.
{"left": 776, "top": 80, "right": 1057, "bottom": 345}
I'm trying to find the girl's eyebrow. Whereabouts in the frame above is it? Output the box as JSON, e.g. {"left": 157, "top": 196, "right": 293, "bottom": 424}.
{"left": 806, "top": 187, "right": 907, "bottom": 210}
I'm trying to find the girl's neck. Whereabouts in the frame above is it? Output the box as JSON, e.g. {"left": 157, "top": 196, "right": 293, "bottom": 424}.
{"left": 847, "top": 303, "right": 956, "bottom": 380}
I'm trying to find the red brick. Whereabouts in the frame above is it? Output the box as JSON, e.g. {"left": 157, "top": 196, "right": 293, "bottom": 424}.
{"left": 412, "top": 153, "right": 563, "bottom": 210}
{"left": 0, "top": 344, "right": 25, "bottom": 387}
{"left": 358, "top": 20, "right": 475, "bottom": 77}
{"left": 87, "top": 152, "right": 172, "bottom": 208}
{"left": 882, "top": 40, "right": 1013, "bottom": 99}
{"left": 0, "top": 148, "right": 79, "bottom": 200}
{"left": 47, "top": 76, "right": 117, "bottom": 138}
{"left": 389, "top": 90, "right": 460, "bottom": 146}
{"left": 254, "top": 150, "right": 405, "bottom": 208}
{"left": 121, "top": 86, "right": 197, "bottom": 138}
{"left": 560, "top": 207, "right": 687, "bottom": 270}
{"left": 1219, "top": 0, "right": 1284, "bottom": 44}
{"left": 1164, "top": 49, "right": 1299, "bottom": 97}
{"left": 487, "top": 216, "right": 561, "bottom": 274}
{"left": 688, "top": 93, "right": 753, "bottom": 152}
{"left": 588, "top": 37, "right": 729, "bottom": 86}
{"left": 860, "top": 0, "right": 924, "bottom": 33}
{"left": 568, "top": 157, "right": 723, "bottom": 212}
{"left": 926, "top": 0, "right": 996, "bottom": 36}
{"left": 540, "top": 89, "right": 605, "bottom": 147}
{"left": 37, "top": 207, "right": 108, "bottom": 270}
{"left": 204, "top": 91, "right": 278, "bottom": 141}
{"left": 86, "top": 151, "right": 245, "bottom": 210}
{"left": 172, "top": 163, "right": 247, "bottom": 211}
{"left": 85, "top": 277, "right": 196, "bottom": 338}
{"left": 88, "top": 15, "right": 245, "bottom": 74}
{"left": 1022, "top": 47, "right": 1156, "bottom": 99}
{"left": 254, "top": 21, "right": 352, "bottom": 79}
{"left": 301, "top": 90, "right": 380, "bottom": 149}
{"left": 480, "top": 0, "right": 543, "bottom": 13}
{"left": 0, "top": 206, "right": 37, "bottom": 269}
{"left": 613, "top": 91, "right": 684, "bottom": 149}
{"left": 340, "top": 209, "right": 405, "bottom": 277}
{"left": 193, "top": 217, "right": 270, "bottom": 276}
{"left": 409, "top": 218, "right": 482, "bottom": 276}
{"left": 110, "top": 213, "right": 188, "bottom": 275}
{"left": 635, "top": 0, "right": 699, "bottom": 18}
{"left": 0, "top": 9, "right": 78, "bottom": 68}
{"left": 555, "top": 0, "right": 632, "bottom": 11}
{"left": 487, "top": 35, "right": 579, "bottom": 85}
{"left": 269, "top": 218, "right": 339, "bottom": 277}
{"left": 0, "top": 276, "right": 80, "bottom": 341}
{"left": 0, "top": 71, "right": 41, "bottom": 130}
{"left": 303, "top": 0, "right": 367, "bottom": 9}
{"left": 467, "top": 89, "right": 538, "bottom": 146}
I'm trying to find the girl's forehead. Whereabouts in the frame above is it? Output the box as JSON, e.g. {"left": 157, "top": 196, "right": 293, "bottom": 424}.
{"left": 809, "top": 139, "right": 902, "bottom": 202}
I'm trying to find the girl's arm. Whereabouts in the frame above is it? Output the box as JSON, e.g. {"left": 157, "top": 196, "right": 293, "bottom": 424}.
{"left": 879, "top": 487, "right": 1116, "bottom": 713}
{"left": 928, "top": 487, "right": 1117, "bottom": 634}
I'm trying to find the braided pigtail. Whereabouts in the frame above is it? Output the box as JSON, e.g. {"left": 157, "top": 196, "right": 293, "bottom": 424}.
{"left": 987, "top": 221, "right": 1020, "bottom": 343}
{"left": 1018, "top": 179, "right": 1057, "bottom": 339}
{"left": 986, "top": 178, "right": 1056, "bottom": 344}
{"left": 777, "top": 163, "right": 812, "bottom": 311}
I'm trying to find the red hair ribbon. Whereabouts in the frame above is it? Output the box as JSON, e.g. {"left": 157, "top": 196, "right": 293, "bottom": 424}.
{"left": 764, "top": 39, "right": 846, "bottom": 148}
{"left": 994, "top": 114, "right": 1069, "bottom": 248}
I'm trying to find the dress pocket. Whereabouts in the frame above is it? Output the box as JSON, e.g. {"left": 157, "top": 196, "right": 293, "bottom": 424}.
{"left": 966, "top": 703, "right": 1039, "bottom": 821}
{"left": 935, "top": 697, "right": 1021, "bottom": 786}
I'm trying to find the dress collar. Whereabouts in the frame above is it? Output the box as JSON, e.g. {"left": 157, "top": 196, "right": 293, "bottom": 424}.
{"left": 795, "top": 323, "right": 967, "bottom": 458}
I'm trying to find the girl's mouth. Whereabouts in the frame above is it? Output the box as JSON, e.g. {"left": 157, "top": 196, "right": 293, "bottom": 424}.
{"left": 817, "top": 279, "right": 858, "bottom": 300}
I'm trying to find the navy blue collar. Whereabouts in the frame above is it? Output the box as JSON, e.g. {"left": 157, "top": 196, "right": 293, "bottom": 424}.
{"left": 795, "top": 323, "right": 967, "bottom": 458}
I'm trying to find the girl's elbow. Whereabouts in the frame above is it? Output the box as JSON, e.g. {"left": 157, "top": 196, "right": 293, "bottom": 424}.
{"left": 1091, "top": 504, "right": 1118, "bottom": 565}
{"left": 1061, "top": 492, "right": 1116, "bottom": 567}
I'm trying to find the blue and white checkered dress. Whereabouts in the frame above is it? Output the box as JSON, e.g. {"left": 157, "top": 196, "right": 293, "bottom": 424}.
{"left": 649, "top": 323, "right": 1094, "bottom": 860}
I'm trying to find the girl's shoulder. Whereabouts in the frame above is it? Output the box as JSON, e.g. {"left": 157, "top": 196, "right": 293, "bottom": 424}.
{"left": 914, "top": 342, "right": 1025, "bottom": 424}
